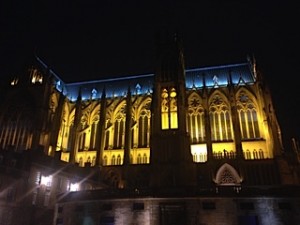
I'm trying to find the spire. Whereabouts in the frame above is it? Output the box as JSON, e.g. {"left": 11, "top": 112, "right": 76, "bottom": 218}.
{"left": 155, "top": 31, "right": 185, "bottom": 83}
{"left": 77, "top": 87, "right": 82, "bottom": 102}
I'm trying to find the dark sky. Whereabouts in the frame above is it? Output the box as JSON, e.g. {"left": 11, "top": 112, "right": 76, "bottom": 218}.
{"left": 1, "top": 1, "right": 299, "bottom": 149}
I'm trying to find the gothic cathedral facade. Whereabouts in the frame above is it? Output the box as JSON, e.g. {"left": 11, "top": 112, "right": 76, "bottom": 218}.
{"left": 0, "top": 35, "right": 299, "bottom": 225}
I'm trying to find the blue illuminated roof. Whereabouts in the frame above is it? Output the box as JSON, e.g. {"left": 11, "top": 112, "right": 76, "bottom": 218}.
{"left": 50, "top": 61, "right": 255, "bottom": 101}
{"left": 185, "top": 63, "right": 255, "bottom": 89}
{"left": 63, "top": 74, "right": 154, "bottom": 101}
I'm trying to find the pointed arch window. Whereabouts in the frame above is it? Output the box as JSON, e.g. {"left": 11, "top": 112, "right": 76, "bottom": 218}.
{"left": 187, "top": 94, "right": 205, "bottom": 143}
{"left": 138, "top": 101, "right": 151, "bottom": 147}
{"left": 113, "top": 118, "right": 125, "bottom": 149}
{"left": 57, "top": 118, "right": 68, "bottom": 151}
{"left": 245, "top": 150, "right": 251, "bottom": 159}
{"left": 137, "top": 154, "right": 142, "bottom": 164}
{"left": 61, "top": 109, "right": 74, "bottom": 152}
{"left": 78, "top": 133, "right": 86, "bottom": 151}
{"left": 113, "top": 105, "right": 126, "bottom": 149}
{"left": 142, "top": 153, "right": 147, "bottom": 163}
{"left": 67, "top": 123, "right": 74, "bottom": 151}
{"left": 161, "top": 88, "right": 178, "bottom": 130}
{"left": 104, "top": 119, "right": 111, "bottom": 150}
{"left": 0, "top": 117, "right": 33, "bottom": 151}
{"left": 90, "top": 121, "right": 97, "bottom": 150}
{"left": 237, "top": 91, "right": 260, "bottom": 139}
{"left": 258, "top": 149, "right": 264, "bottom": 159}
{"left": 209, "top": 94, "right": 233, "bottom": 141}
{"left": 0, "top": 100, "right": 35, "bottom": 151}
{"left": 111, "top": 155, "right": 116, "bottom": 165}
{"left": 116, "top": 155, "right": 122, "bottom": 165}
{"left": 87, "top": 156, "right": 91, "bottom": 163}
{"left": 253, "top": 149, "right": 258, "bottom": 159}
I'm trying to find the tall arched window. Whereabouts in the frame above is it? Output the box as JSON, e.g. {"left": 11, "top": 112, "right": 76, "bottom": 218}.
{"left": 113, "top": 118, "right": 124, "bottom": 149}
{"left": 0, "top": 118, "right": 33, "bottom": 151}
{"left": 58, "top": 106, "right": 72, "bottom": 151}
{"left": 138, "top": 101, "right": 151, "bottom": 147}
{"left": 113, "top": 104, "right": 126, "bottom": 149}
{"left": 111, "top": 155, "right": 116, "bottom": 165}
{"left": 253, "top": 149, "right": 258, "bottom": 159}
{"left": 67, "top": 123, "right": 74, "bottom": 151}
{"left": 104, "top": 119, "right": 111, "bottom": 150}
{"left": 187, "top": 93, "right": 205, "bottom": 143}
{"left": 90, "top": 121, "right": 97, "bottom": 150}
{"left": 57, "top": 119, "right": 67, "bottom": 151}
{"left": 78, "top": 133, "right": 86, "bottom": 151}
{"left": 236, "top": 91, "right": 260, "bottom": 139}
{"left": 137, "top": 154, "right": 142, "bottom": 164}
{"left": 245, "top": 149, "right": 251, "bottom": 159}
{"left": 193, "top": 153, "right": 197, "bottom": 162}
{"left": 0, "top": 97, "right": 35, "bottom": 151}
{"left": 209, "top": 94, "right": 233, "bottom": 141}
{"left": 259, "top": 149, "right": 264, "bottom": 159}
{"left": 117, "top": 155, "right": 122, "bottom": 165}
{"left": 87, "top": 156, "right": 91, "bottom": 163}
{"left": 143, "top": 153, "right": 147, "bottom": 163}
{"left": 161, "top": 88, "right": 178, "bottom": 130}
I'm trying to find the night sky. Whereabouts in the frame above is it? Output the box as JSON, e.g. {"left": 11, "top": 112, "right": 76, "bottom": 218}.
{"left": 1, "top": 1, "right": 299, "bottom": 149}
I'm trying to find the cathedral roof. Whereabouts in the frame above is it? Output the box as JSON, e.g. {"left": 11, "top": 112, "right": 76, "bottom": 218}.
{"left": 47, "top": 58, "right": 256, "bottom": 101}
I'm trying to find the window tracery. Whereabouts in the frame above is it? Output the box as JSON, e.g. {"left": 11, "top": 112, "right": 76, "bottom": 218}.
{"left": 209, "top": 93, "right": 233, "bottom": 141}
{"left": 187, "top": 93, "right": 205, "bottom": 143}
{"left": 113, "top": 103, "right": 126, "bottom": 149}
{"left": 161, "top": 88, "right": 178, "bottom": 130}
{"left": 138, "top": 100, "right": 151, "bottom": 147}
{"left": 215, "top": 163, "right": 241, "bottom": 186}
{"left": 219, "top": 168, "right": 237, "bottom": 184}
{"left": 236, "top": 90, "right": 260, "bottom": 139}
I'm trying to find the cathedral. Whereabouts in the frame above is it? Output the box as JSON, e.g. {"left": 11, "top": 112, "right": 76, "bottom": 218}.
{"left": 0, "top": 35, "right": 300, "bottom": 225}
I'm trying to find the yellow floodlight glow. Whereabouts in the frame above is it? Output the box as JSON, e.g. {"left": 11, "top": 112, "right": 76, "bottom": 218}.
{"left": 191, "top": 144, "right": 207, "bottom": 162}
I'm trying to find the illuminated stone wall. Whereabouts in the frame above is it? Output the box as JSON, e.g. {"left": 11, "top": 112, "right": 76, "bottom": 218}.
{"left": 55, "top": 195, "right": 300, "bottom": 225}
{"left": 0, "top": 58, "right": 284, "bottom": 167}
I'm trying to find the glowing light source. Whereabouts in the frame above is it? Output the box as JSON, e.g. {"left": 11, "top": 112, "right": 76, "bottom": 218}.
{"left": 161, "top": 89, "right": 168, "bottom": 98}
{"left": 10, "top": 78, "right": 19, "bottom": 86}
{"left": 69, "top": 182, "right": 79, "bottom": 191}
{"left": 170, "top": 88, "right": 177, "bottom": 97}
{"left": 41, "top": 175, "right": 52, "bottom": 187}
{"left": 31, "top": 71, "right": 43, "bottom": 84}
{"left": 191, "top": 144, "right": 207, "bottom": 162}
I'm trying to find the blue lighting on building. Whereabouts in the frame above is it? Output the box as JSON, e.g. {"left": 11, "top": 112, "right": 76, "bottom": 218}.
{"left": 49, "top": 62, "right": 255, "bottom": 101}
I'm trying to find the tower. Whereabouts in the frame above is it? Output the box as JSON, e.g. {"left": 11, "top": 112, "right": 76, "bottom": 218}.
{"left": 150, "top": 33, "right": 196, "bottom": 187}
